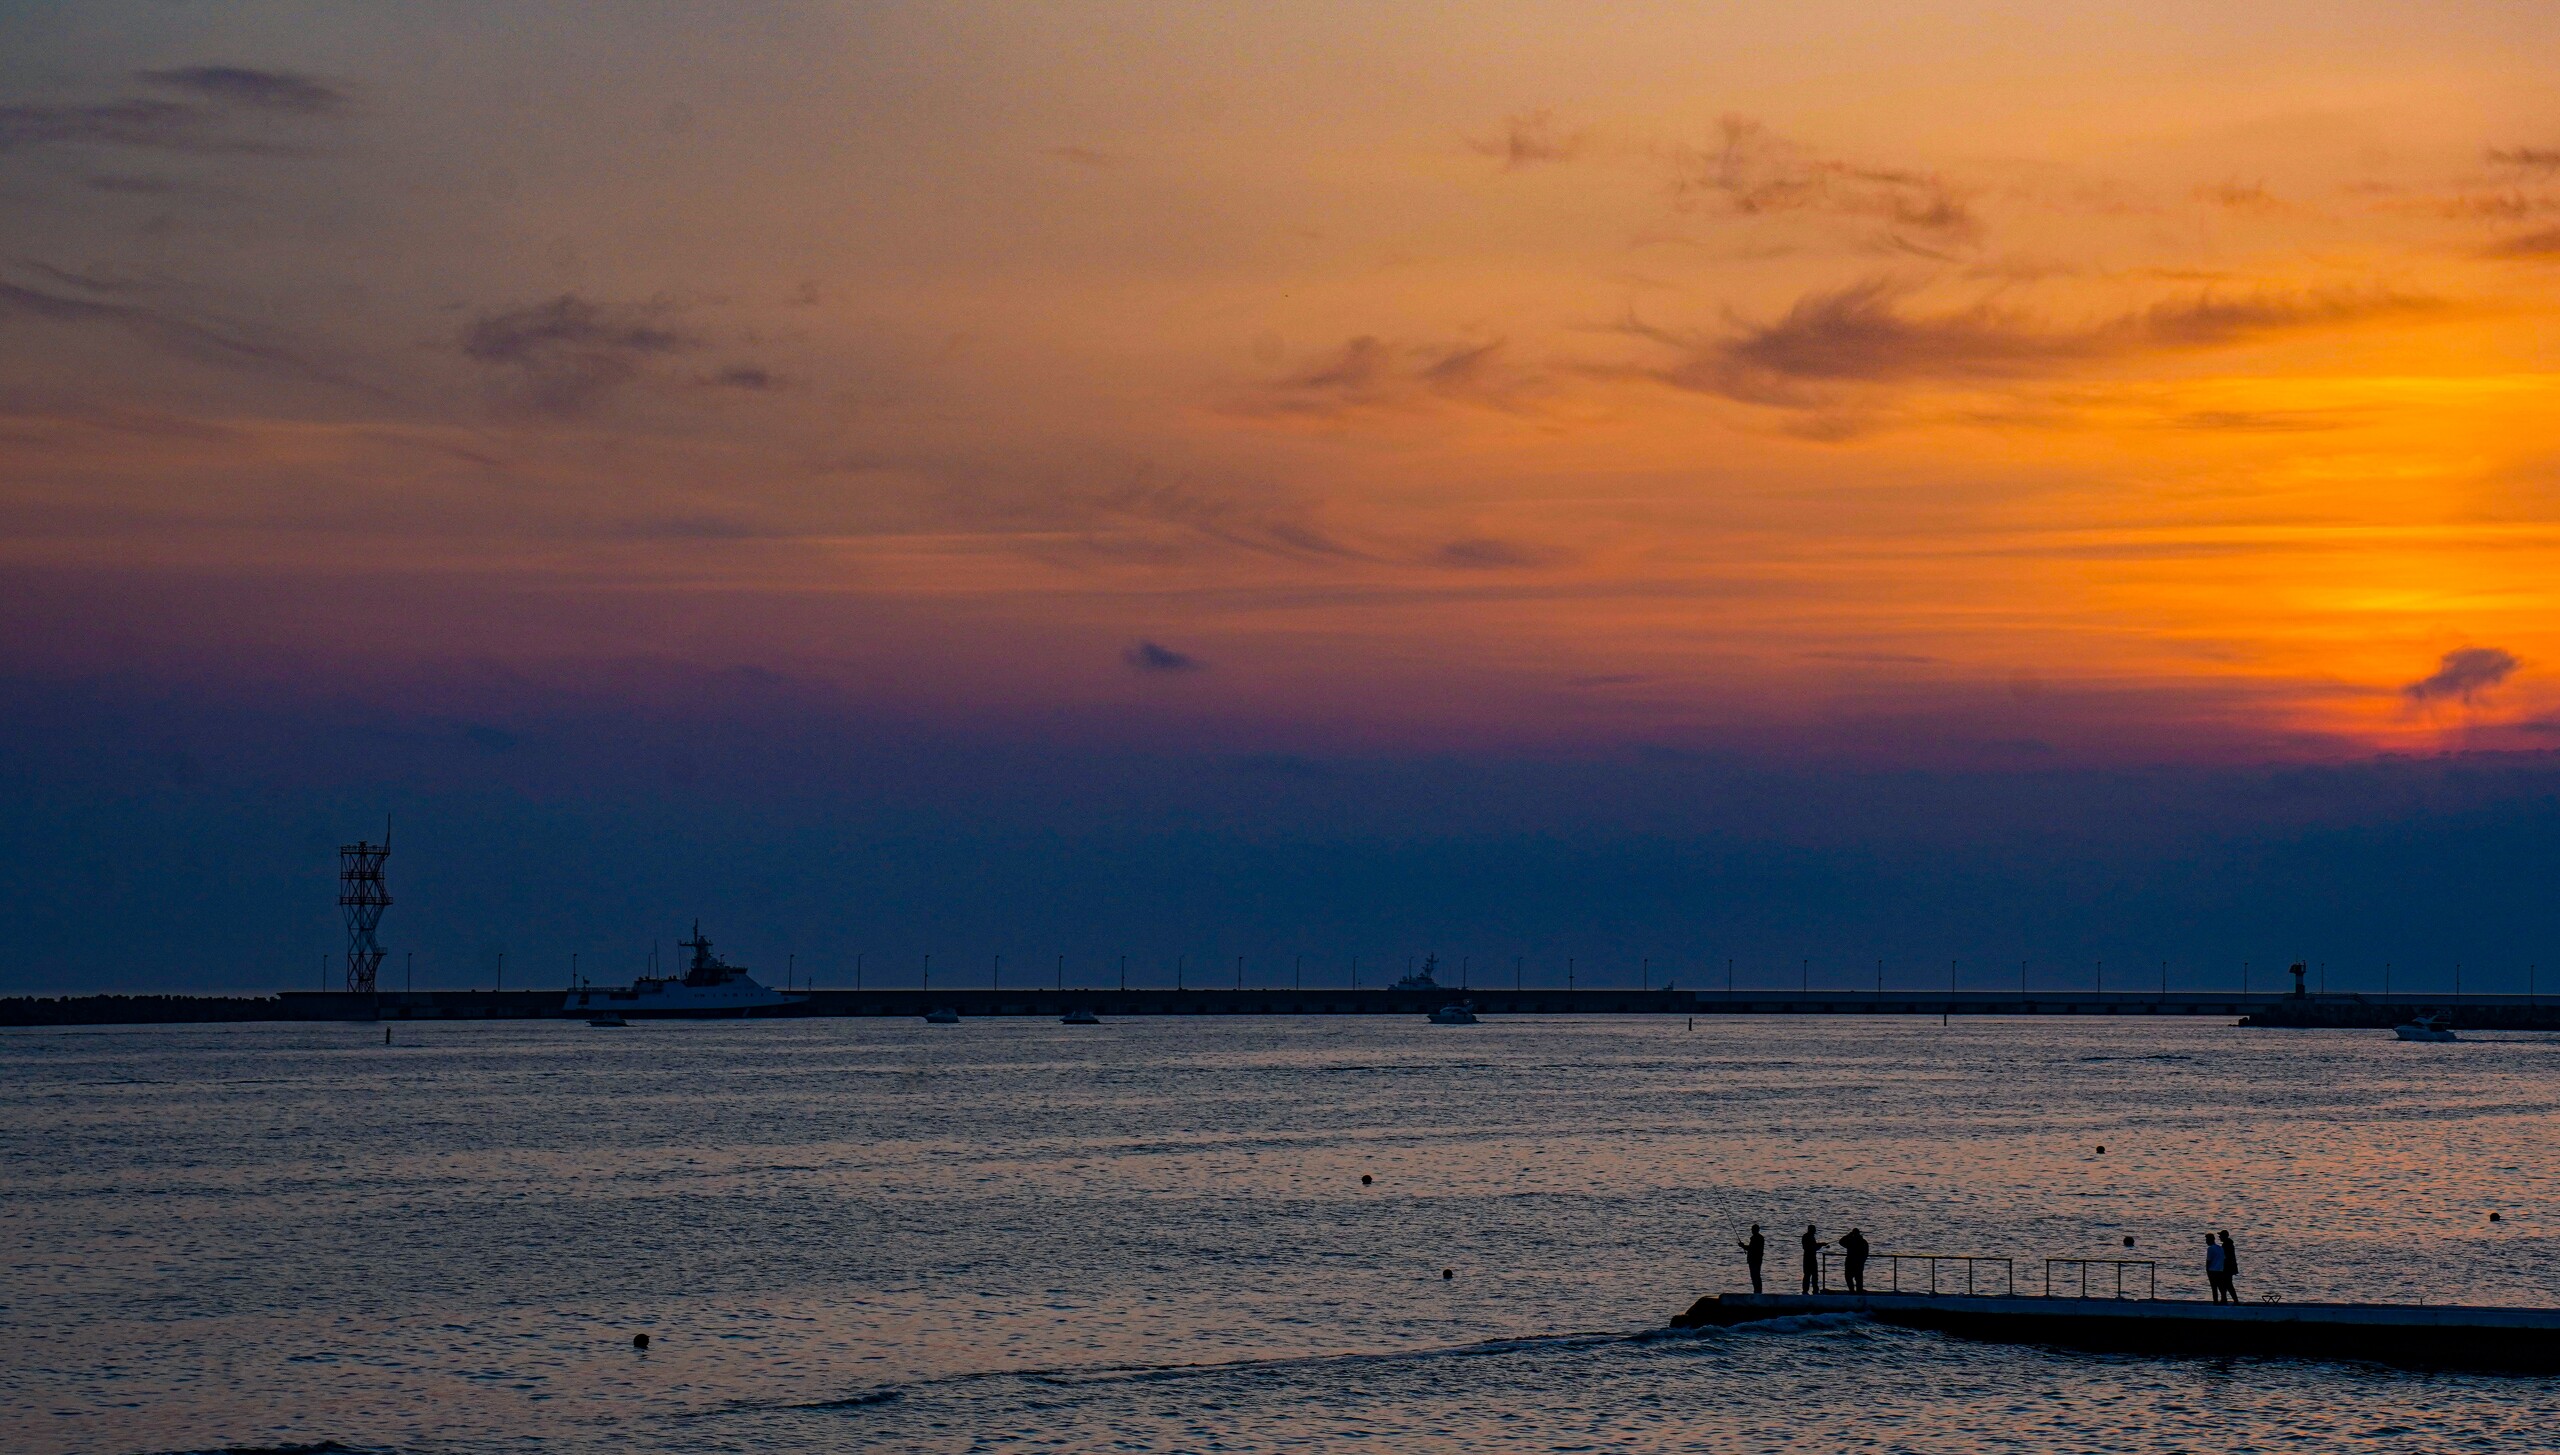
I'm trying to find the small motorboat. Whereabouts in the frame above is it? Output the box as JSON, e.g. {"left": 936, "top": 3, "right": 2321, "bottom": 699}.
{"left": 1428, "top": 1003, "right": 1479, "bottom": 1025}
{"left": 924, "top": 1007, "right": 961, "bottom": 1024}
{"left": 587, "top": 1014, "right": 629, "bottom": 1028}
{"left": 1061, "top": 1007, "right": 1102, "bottom": 1024}
{"left": 2395, "top": 1015, "right": 2458, "bottom": 1042}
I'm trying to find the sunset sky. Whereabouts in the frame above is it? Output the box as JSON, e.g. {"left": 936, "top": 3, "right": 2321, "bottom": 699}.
{"left": 8, "top": 4, "right": 2560, "bottom": 990}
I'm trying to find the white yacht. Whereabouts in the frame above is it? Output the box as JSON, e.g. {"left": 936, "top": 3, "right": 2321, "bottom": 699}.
{"left": 563, "top": 924, "right": 807, "bottom": 1019}
{"left": 2394, "top": 1015, "right": 2459, "bottom": 1042}
{"left": 1429, "top": 1002, "right": 1478, "bottom": 1024}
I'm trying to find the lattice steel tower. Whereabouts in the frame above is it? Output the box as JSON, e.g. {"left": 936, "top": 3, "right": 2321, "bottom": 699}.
{"left": 338, "top": 827, "right": 391, "bottom": 994}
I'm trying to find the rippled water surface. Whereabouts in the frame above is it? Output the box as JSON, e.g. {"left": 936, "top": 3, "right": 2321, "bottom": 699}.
{"left": 4, "top": 1014, "right": 2557, "bottom": 1453}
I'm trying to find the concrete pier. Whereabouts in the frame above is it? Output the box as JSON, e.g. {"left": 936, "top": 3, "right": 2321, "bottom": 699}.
{"left": 1670, "top": 1291, "right": 2560, "bottom": 1368}
{"left": 10, "top": 986, "right": 2560, "bottom": 1026}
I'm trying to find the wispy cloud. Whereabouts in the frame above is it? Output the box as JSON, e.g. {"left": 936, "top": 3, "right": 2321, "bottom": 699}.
{"left": 1434, "top": 537, "right": 1562, "bottom": 570}
{"left": 2485, "top": 227, "right": 2560, "bottom": 258}
{"left": 1669, "top": 115, "right": 1978, "bottom": 244}
{"left": 1628, "top": 277, "right": 2444, "bottom": 408}
{"left": 2403, "top": 647, "right": 2517, "bottom": 706}
{"left": 1470, "top": 109, "right": 1585, "bottom": 169}
{"left": 1123, "top": 640, "right": 1205, "bottom": 673}
{"left": 1243, "top": 335, "right": 1530, "bottom": 417}
{"left": 2195, "top": 179, "right": 2284, "bottom": 213}
{"left": 138, "top": 66, "right": 345, "bottom": 115}
{"left": 459, "top": 295, "right": 695, "bottom": 414}
{"left": 2485, "top": 145, "right": 2560, "bottom": 173}
{"left": 0, "top": 267, "right": 374, "bottom": 393}
{"left": 707, "top": 364, "right": 780, "bottom": 390}
{"left": 0, "top": 65, "right": 344, "bottom": 155}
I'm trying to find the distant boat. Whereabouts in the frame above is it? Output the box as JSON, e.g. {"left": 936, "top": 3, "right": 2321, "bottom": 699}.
{"left": 2395, "top": 1015, "right": 2459, "bottom": 1042}
{"left": 1061, "top": 1007, "right": 1102, "bottom": 1024}
{"left": 586, "top": 1014, "right": 628, "bottom": 1028}
{"left": 1429, "top": 1002, "right": 1478, "bottom": 1025}
{"left": 924, "top": 1007, "right": 961, "bottom": 1024}
{"left": 1394, "top": 953, "right": 1446, "bottom": 991}
{"left": 563, "top": 923, "right": 807, "bottom": 1019}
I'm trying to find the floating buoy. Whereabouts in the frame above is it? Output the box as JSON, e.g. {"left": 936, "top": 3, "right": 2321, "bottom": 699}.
{"left": 1442, "top": 1268, "right": 1454, "bottom": 1280}
{"left": 1361, "top": 1174, "right": 1372, "bottom": 1186}
{"left": 2490, "top": 1212, "right": 2503, "bottom": 1223}
{"left": 633, "top": 1334, "right": 650, "bottom": 1350}
{"left": 2095, "top": 1145, "right": 2105, "bottom": 1154}
{"left": 2123, "top": 1236, "right": 2136, "bottom": 1248}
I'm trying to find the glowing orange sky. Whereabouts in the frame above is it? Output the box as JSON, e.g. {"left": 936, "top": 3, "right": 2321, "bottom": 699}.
{"left": 7, "top": 2, "right": 2560, "bottom": 761}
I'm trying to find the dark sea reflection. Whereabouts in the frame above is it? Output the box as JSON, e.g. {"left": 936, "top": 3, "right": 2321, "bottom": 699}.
{"left": 3, "top": 1015, "right": 2556, "bottom": 1453}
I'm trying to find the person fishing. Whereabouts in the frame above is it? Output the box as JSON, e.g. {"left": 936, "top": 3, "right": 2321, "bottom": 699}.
{"left": 1800, "top": 1225, "right": 1829, "bottom": 1294}
{"left": 1738, "top": 1224, "right": 1766, "bottom": 1294}
{"left": 2204, "top": 1233, "right": 2228, "bottom": 1302}
{"left": 2218, "top": 1231, "right": 2242, "bottom": 1303}
{"left": 1839, "top": 1227, "right": 1871, "bottom": 1293}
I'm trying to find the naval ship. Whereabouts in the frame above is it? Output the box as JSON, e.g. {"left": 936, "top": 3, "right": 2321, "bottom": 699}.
{"left": 565, "top": 923, "right": 807, "bottom": 1019}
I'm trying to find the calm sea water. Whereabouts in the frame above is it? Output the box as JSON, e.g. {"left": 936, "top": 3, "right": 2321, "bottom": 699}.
{"left": 4, "top": 1014, "right": 2557, "bottom": 1454}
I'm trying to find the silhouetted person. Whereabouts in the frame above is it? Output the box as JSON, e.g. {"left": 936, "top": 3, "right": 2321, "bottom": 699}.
{"left": 2204, "top": 1233, "right": 2228, "bottom": 1303}
{"left": 1839, "top": 1227, "right": 1870, "bottom": 1293}
{"left": 1738, "top": 1224, "right": 1766, "bottom": 1294}
{"left": 1800, "top": 1225, "right": 1828, "bottom": 1294}
{"left": 2218, "top": 1231, "right": 2241, "bottom": 1303}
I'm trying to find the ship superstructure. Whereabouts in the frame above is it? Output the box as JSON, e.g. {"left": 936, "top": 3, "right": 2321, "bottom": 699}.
{"left": 565, "top": 923, "right": 807, "bottom": 1018}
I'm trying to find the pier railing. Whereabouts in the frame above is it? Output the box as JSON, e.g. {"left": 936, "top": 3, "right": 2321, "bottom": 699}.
{"left": 1819, "top": 1252, "right": 2014, "bottom": 1296}
{"left": 2044, "top": 1258, "right": 2157, "bottom": 1300}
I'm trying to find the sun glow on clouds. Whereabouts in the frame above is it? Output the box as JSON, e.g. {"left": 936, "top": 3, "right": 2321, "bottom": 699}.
{"left": 5, "top": 2, "right": 2560, "bottom": 763}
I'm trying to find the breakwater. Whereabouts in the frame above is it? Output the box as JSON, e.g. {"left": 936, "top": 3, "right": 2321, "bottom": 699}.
{"left": 1671, "top": 1291, "right": 2560, "bottom": 1369}
{"left": 11, "top": 987, "right": 2560, "bottom": 1026}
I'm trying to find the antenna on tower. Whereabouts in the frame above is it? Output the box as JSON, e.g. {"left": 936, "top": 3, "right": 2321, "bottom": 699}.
{"left": 338, "top": 820, "right": 392, "bottom": 994}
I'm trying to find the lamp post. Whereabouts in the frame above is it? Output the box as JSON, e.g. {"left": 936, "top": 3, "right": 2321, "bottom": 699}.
{"left": 1236, "top": 955, "right": 1243, "bottom": 990}
{"left": 1568, "top": 957, "right": 1576, "bottom": 990}
{"left": 922, "top": 953, "right": 930, "bottom": 992}
{"left": 992, "top": 954, "right": 999, "bottom": 990}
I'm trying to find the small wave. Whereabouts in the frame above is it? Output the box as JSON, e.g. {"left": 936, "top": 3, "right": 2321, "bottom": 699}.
{"left": 711, "top": 1328, "right": 1651, "bottom": 1418}
{"left": 1724, "top": 1310, "right": 1875, "bottom": 1335}
{"left": 144, "top": 1443, "right": 367, "bottom": 1455}
{"left": 794, "top": 1388, "right": 904, "bottom": 1411}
